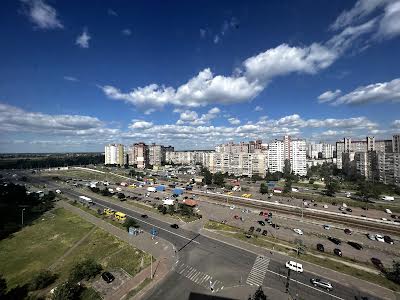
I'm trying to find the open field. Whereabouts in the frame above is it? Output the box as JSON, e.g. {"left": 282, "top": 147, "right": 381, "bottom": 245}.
{"left": 0, "top": 207, "right": 150, "bottom": 292}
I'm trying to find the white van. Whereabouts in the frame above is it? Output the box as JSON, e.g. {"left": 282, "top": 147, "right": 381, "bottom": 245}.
{"left": 382, "top": 196, "right": 394, "bottom": 201}
{"left": 285, "top": 261, "right": 303, "bottom": 273}
{"left": 385, "top": 209, "right": 392, "bottom": 214}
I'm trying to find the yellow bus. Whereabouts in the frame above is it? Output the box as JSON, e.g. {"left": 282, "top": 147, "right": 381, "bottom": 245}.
{"left": 104, "top": 208, "right": 115, "bottom": 216}
{"left": 115, "top": 211, "right": 126, "bottom": 222}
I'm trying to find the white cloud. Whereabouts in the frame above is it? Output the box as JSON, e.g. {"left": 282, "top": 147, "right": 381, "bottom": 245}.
{"left": 213, "top": 35, "right": 220, "bottom": 44}
{"left": 228, "top": 117, "right": 241, "bottom": 125}
{"left": 129, "top": 120, "right": 153, "bottom": 130}
{"left": 200, "top": 28, "right": 207, "bottom": 38}
{"left": 317, "top": 89, "right": 342, "bottom": 103}
{"left": 76, "top": 28, "right": 91, "bottom": 48}
{"left": 21, "top": 0, "right": 63, "bottom": 30}
{"left": 208, "top": 107, "right": 220, "bottom": 114}
{"left": 392, "top": 120, "right": 400, "bottom": 128}
{"left": 331, "top": 78, "right": 400, "bottom": 105}
{"left": 330, "top": 0, "right": 385, "bottom": 31}
{"left": 179, "top": 110, "right": 198, "bottom": 122}
{"left": 254, "top": 106, "right": 263, "bottom": 112}
{"left": 177, "top": 107, "right": 220, "bottom": 125}
{"left": 377, "top": 1, "right": 400, "bottom": 38}
{"left": 102, "top": 68, "right": 263, "bottom": 110}
{"left": 63, "top": 76, "right": 78, "bottom": 82}
{"left": 0, "top": 102, "right": 108, "bottom": 134}
{"left": 107, "top": 8, "right": 118, "bottom": 16}
{"left": 122, "top": 28, "right": 132, "bottom": 36}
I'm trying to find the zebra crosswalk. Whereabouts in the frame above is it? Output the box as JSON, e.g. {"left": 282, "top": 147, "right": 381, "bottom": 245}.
{"left": 246, "top": 255, "right": 270, "bottom": 286}
{"left": 175, "top": 262, "right": 224, "bottom": 293}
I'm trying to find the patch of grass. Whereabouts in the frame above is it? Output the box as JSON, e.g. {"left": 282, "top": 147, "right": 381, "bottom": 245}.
{"left": 80, "top": 287, "right": 101, "bottom": 300}
{"left": 205, "top": 220, "right": 243, "bottom": 232}
{"left": 0, "top": 208, "right": 94, "bottom": 288}
{"left": 125, "top": 277, "right": 152, "bottom": 299}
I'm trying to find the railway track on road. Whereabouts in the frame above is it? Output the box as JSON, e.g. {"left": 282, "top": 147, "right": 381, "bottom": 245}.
{"left": 187, "top": 190, "right": 400, "bottom": 236}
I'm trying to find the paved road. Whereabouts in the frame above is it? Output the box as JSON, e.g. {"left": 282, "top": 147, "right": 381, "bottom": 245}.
{"left": 20, "top": 173, "right": 389, "bottom": 300}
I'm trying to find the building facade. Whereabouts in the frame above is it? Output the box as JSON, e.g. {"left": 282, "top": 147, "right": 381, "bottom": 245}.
{"left": 105, "top": 144, "right": 124, "bottom": 165}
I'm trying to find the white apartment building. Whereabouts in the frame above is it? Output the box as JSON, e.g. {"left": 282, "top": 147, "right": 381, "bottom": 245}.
{"left": 307, "top": 142, "right": 334, "bottom": 159}
{"left": 290, "top": 139, "right": 307, "bottom": 176}
{"left": 105, "top": 144, "right": 124, "bottom": 165}
{"left": 148, "top": 143, "right": 164, "bottom": 166}
{"left": 268, "top": 140, "right": 285, "bottom": 173}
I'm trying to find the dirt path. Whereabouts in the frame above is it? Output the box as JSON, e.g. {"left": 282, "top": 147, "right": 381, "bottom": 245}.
{"left": 49, "top": 226, "right": 96, "bottom": 271}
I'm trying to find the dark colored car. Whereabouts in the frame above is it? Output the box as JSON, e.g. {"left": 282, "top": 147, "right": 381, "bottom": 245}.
{"left": 317, "top": 243, "right": 325, "bottom": 252}
{"left": 256, "top": 228, "right": 261, "bottom": 233}
{"left": 348, "top": 241, "right": 363, "bottom": 250}
{"left": 171, "top": 224, "right": 179, "bottom": 229}
{"left": 371, "top": 258, "right": 385, "bottom": 272}
{"left": 346, "top": 208, "right": 352, "bottom": 212}
{"left": 102, "top": 271, "right": 115, "bottom": 283}
{"left": 141, "top": 214, "right": 148, "bottom": 218}
{"left": 333, "top": 248, "right": 342, "bottom": 257}
{"left": 344, "top": 228, "right": 352, "bottom": 235}
{"left": 272, "top": 224, "right": 280, "bottom": 229}
{"left": 384, "top": 235, "right": 394, "bottom": 244}
{"left": 258, "top": 220, "right": 265, "bottom": 226}
{"left": 249, "top": 226, "right": 255, "bottom": 233}
{"left": 328, "top": 237, "right": 341, "bottom": 245}
{"left": 262, "top": 230, "right": 268, "bottom": 236}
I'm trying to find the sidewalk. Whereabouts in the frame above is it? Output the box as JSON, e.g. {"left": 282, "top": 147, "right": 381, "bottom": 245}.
{"left": 201, "top": 228, "right": 397, "bottom": 300}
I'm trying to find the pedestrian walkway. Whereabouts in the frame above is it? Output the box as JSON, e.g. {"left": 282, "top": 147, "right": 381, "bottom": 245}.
{"left": 175, "top": 262, "right": 224, "bottom": 293}
{"left": 246, "top": 256, "right": 270, "bottom": 286}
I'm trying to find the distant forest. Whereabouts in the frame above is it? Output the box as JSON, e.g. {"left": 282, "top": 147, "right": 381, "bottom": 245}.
{"left": 0, "top": 153, "right": 104, "bottom": 169}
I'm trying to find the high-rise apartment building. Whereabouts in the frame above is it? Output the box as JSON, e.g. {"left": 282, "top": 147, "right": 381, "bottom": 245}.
{"left": 393, "top": 134, "right": 400, "bottom": 153}
{"left": 105, "top": 144, "right": 124, "bottom": 165}
{"left": 268, "top": 140, "right": 285, "bottom": 174}
{"left": 148, "top": 143, "right": 165, "bottom": 166}
{"left": 128, "top": 142, "right": 148, "bottom": 169}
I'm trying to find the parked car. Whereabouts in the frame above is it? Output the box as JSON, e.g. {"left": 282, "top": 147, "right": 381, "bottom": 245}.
{"left": 171, "top": 224, "right": 179, "bottom": 229}
{"left": 323, "top": 225, "right": 331, "bottom": 230}
{"left": 348, "top": 241, "right": 363, "bottom": 250}
{"left": 317, "top": 243, "right": 325, "bottom": 252}
{"left": 285, "top": 261, "right": 303, "bottom": 273}
{"left": 262, "top": 230, "right": 268, "bottom": 236}
{"left": 256, "top": 228, "right": 261, "bottom": 233}
{"left": 310, "top": 278, "right": 333, "bottom": 291}
{"left": 141, "top": 214, "right": 148, "bottom": 218}
{"left": 344, "top": 228, "right": 353, "bottom": 235}
{"left": 346, "top": 208, "right": 352, "bottom": 212}
{"left": 249, "top": 226, "right": 255, "bottom": 233}
{"left": 371, "top": 258, "right": 385, "bottom": 272}
{"left": 384, "top": 235, "right": 394, "bottom": 244}
{"left": 272, "top": 224, "right": 280, "bottom": 229}
{"left": 101, "top": 271, "right": 115, "bottom": 283}
{"left": 258, "top": 220, "right": 265, "bottom": 226}
{"left": 333, "top": 248, "right": 342, "bottom": 257}
{"left": 293, "top": 228, "right": 303, "bottom": 235}
{"left": 375, "top": 234, "right": 385, "bottom": 242}
{"left": 234, "top": 215, "right": 240, "bottom": 219}
{"left": 367, "top": 233, "right": 376, "bottom": 240}
{"left": 328, "top": 237, "right": 341, "bottom": 245}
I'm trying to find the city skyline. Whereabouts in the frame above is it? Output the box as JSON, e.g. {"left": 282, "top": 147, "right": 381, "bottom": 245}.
{"left": 1, "top": 0, "right": 400, "bottom": 152}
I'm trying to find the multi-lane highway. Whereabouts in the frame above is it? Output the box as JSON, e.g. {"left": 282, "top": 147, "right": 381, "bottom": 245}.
{"left": 22, "top": 173, "right": 386, "bottom": 300}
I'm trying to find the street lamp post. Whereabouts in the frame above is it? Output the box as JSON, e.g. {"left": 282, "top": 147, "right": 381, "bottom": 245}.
{"left": 21, "top": 208, "right": 26, "bottom": 226}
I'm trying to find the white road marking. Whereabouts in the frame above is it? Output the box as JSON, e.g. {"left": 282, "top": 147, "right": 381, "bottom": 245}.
{"left": 246, "top": 256, "right": 270, "bottom": 286}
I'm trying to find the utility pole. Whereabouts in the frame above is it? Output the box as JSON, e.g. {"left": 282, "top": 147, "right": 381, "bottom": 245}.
{"left": 21, "top": 208, "right": 26, "bottom": 226}
{"left": 285, "top": 268, "right": 291, "bottom": 294}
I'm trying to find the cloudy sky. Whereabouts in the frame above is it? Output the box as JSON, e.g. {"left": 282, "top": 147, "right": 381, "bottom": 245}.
{"left": 1, "top": 0, "right": 400, "bottom": 152}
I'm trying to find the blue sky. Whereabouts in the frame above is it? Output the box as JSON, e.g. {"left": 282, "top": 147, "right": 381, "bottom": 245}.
{"left": 1, "top": 0, "right": 400, "bottom": 152}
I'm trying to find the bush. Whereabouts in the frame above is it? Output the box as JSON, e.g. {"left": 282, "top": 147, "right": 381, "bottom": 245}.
{"left": 68, "top": 259, "right": 102, "bottom": 283}
{"left": 309, "top": 178, "right": 315, "bottom": 184}
{"left": 30, "top": 270, "right": 58, "bottom": 290}
{"left": 52, "top": 281, "right": 82, "bottom": 300}
{"left": 123, "top": 217, "right": 139, "bottom": 231}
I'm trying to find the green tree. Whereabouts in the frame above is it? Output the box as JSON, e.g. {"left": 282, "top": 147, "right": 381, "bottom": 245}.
{"left": 325, "top": 178, "right": 340, "bottom": 197}
{"left": 52, "top": 281, "right": 82, "bottom": 300}
{"left": 0, "top": 274, "right": 7, "bottom": 298}
{"left": 259, "top": 183, "right": 269, "bottom": 195}
{"left": 308, "top": 178, "right": 315, "bottom": 184}
{"left": 69, "top": 259, "right": 102, "bottom": 283}
{"left": 213, "top": 172, "right": 225, "bottom": 187}
{"left": 386, "top": 261, "right": 400, "bottom": 284}
{"left": 123, "top": 217, "right": 139, "bottom": 231}
{"left": 283, "top": 159, "right": 291, "bottom": 179}
{"left": 30, "top": 270, "right": 58, "bottom": 290}
{"left": 283, "top": 179, "right": 292, "bottom": 193}
{"left": 251, "top": 174, "right": 263, "bottom": 182}
{"left": 356, "top": 181, "right": 381, "bottom": 208}
{"left": 248, "top": 286, "right": 268, "bottom": 300}
{"left": 201, "top": 167, "right": 213, "bottom": 185}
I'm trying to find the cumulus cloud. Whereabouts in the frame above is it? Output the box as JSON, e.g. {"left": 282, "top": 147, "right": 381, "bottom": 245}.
{"left": 200, "top": 28, "right": 207, "bottom": 38}
{"left": 391, "top": 120, "right": 400, "bottom": 128}
{"left": 177, "top": 107, "right": 220, "bottom": 125}
{"left": 129, "top": 120, "right": 154, "bottom": 130}
{"left": 76, "top": 28, "right": 91, "bottom": 48}
{"left": 179, "top": 110, "right": 198, "bottom": 122}
{"left": 254, "top": 106, "right": 263, "bottom": 112}
{"left": 122, "top": 28, "right": 132, "bottom": 36}
{"left": 102, "top": 69, "right": 263, "bottom": 109}
{"left": 0, "top": 102, "right": 109, "bottom": 134}
{"left": 63, "top": 76, "right": 78, "bottom": 82}
{"left": 377, "top": 1, "right": 400, "bottom": 38}
{"left": 228, "top": 117, "right": 241, "bottom": 125}
{"left": 21, "top": 0, "right": 63, "bottom": 30}
{"left": 107, "top": 8, "right": 118, "bottom": 16}
{"left": 317, "top": 89, "right": 342, "bottom": 103}
{"left": 330, "top": 78, "right": 400, "bottom": 105}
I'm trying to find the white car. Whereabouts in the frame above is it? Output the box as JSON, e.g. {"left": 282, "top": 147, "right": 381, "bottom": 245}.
{"left": 293, "top": 228, "right": 303, "bottom": 235}
{"left": 323, "top": 225, "right": 331, "bottom": 230}
{"left": 367, "top": 233, "right": 376, "bottom": 240}
{"left": 285, "top": 261, "right": 303, "bottom": 273}
{"left": 376, "top": 234, "right": 385, "bottom": 242}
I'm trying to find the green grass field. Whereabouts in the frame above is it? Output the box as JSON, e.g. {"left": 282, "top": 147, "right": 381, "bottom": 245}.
{"left": 0, "top": 207, "right": 150, "bottom": 292}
